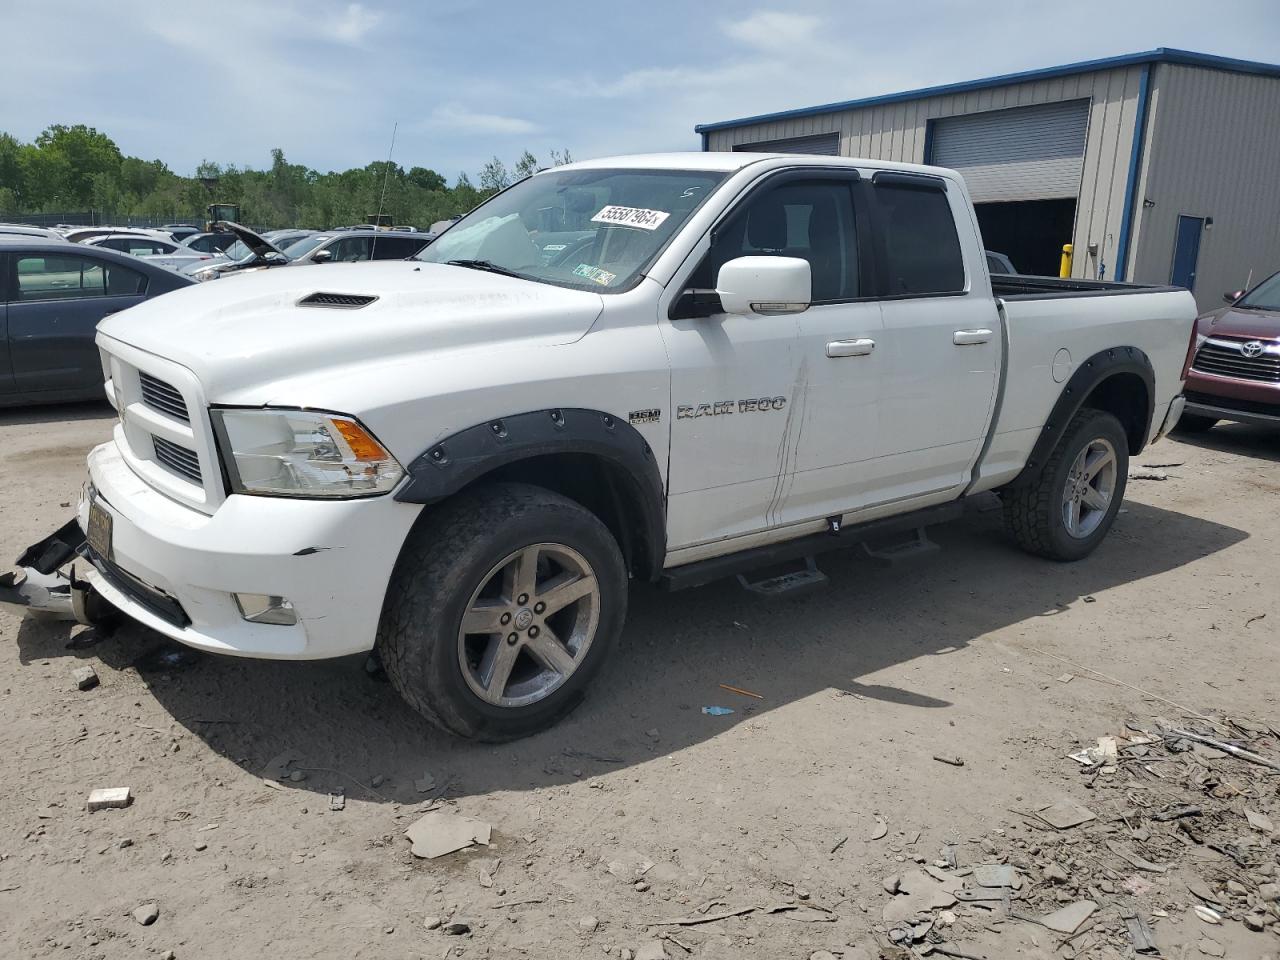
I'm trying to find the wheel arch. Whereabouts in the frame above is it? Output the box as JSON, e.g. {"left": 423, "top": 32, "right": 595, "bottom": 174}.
{"left": 395, "top": 408, "right": 666, "bottom": 580}
{"left": 1009, "top": 346, "right": 1154, "bottom": 488}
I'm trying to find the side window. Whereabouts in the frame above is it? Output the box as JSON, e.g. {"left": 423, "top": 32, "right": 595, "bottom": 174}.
{"left": 15, "top": 255, "right": 109, "bottom": 301}
{"left": 328, "top": 237, "right": 372, "bottom": 262}
{"left": 690, "top": 179, "right": 859, "bottom": 303}
{"left": 105, "top": 261, "right": 147, "bottom": 296}
{"left": 873, "top": 181, "right": 965, "bottom": 295}
{"left": 370, "top": 236, "right": 418, "bottom": 260}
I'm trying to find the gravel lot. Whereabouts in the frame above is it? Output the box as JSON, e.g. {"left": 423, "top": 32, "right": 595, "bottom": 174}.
{"left": 1, "top": 401, "right": 1277, "bottom": 960}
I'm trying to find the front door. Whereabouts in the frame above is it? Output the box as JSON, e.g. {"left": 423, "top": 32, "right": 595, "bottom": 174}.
{"left": 662, "top": 172, "right": 881, "bottom": 551}
{"left": 1170, "top": 215, "right": 1204, "bottom": 291}
{"left": 8, "top": 251, "right": 146, "bottom": 396}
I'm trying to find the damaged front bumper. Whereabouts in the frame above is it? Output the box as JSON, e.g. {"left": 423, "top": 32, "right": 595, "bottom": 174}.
{"left": 0, "top": 519, "right": 94, "bottom": 622}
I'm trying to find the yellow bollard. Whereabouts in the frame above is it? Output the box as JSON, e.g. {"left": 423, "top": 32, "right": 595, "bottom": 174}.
{"left": 1059, "top": 243, "right": 1074, "bottom": 279}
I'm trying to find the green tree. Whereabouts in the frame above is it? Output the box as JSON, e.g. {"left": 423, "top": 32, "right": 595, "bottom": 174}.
{"left": 478, "top": 156, "right": 510, "bottom": 194}
{"left": 514, "top": 150, "right": 539, "bottom": 180}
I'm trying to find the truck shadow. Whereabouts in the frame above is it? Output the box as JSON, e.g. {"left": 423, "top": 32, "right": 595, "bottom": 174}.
{"left": 13, "top": 497, "right": 1248, "bottom": 805}
{"left": 0, "top": 398, "right": 114, "bottom": 426}
{"left": 1166, "top": 422, "right": 1280, "bottom": 463}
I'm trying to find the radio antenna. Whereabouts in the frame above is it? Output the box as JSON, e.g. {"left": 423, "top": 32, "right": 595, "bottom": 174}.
{"left": 374, "top": 121, "right": 399, "bottom": 229}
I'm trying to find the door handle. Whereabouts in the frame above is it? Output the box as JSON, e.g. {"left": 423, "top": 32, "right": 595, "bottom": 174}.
{"left": 953, "top": 329, "right": 993, "bottom": 345}
{"left": 826, "top": 338, "right": 875, "bottom": 358}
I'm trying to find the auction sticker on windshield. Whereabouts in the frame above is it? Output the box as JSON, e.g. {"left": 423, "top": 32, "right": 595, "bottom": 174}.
{"left": 573, "top": 263, "right": 617, "bottom": 286}
{"left": 591, "top": 205, "right": 671, "bottom": 231}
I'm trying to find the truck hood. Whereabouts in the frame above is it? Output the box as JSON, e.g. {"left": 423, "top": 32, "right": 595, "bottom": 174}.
{"left": 97, "top": 260, "right": 605, "bottom": 400}
{"left": 215, "top": 220, "right": 288, "bottom": 264}
{"left": 1203, "top": 304, "right": 1280, "bottom": 341}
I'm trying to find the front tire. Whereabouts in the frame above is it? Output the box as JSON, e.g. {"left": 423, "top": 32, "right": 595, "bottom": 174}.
{"left": 377, "top": 482, "right": 627, "bottom": 741}
{"left": 1003, "top": 408, "right": 1129, "bottom": 561}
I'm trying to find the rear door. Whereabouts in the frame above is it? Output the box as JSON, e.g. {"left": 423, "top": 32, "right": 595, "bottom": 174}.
{"left": 8, "top": 251, "right": 147, "bottom": 396}
{"left": 864, "top": 172, "right": 1000, "bottom": 504}
{"left": 370, "top": 235, "right": 428, "bottom": 259}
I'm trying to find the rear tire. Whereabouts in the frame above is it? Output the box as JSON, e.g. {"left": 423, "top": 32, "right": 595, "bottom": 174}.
{"left": 1003, "top": 408, "right": 1129, "bottom": 561}
{"left": 1173, "top": 412, "right": 1217, "bottom": 434}
{"left": 377, "top": 482, "right": 627, "bottom": 741}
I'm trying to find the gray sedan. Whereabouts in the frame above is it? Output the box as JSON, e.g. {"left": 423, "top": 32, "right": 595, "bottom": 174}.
{"left": 0, "top": 237, "right": 195, "bottom": 406}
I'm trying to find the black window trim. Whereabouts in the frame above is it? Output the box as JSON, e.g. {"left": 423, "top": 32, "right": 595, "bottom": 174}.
{"left": 864, "top": 170, "right": 970, "bottom": 302}
{"left": 671, "top": 166, "right": 879, "bottom": 318}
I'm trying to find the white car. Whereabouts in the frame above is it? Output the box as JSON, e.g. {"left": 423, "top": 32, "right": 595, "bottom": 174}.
{"left": 0, "top": 223, "right": 69, "bottom": 241}
{"left": 82, "top": 234, "right": 214, "bottom": 272}
{"left": 7, "top": 152, "right": 1196, "bottom": 741}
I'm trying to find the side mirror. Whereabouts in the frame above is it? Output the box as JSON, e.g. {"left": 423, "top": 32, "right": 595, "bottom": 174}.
{"left": 1223, "top": 290, "right": 1243, "bottom": 303}
{"left": 715, "top": 256, "right": 811, "bottom": 317}
{"left": 312, "top": 248, "right": 333, "bottom": 263}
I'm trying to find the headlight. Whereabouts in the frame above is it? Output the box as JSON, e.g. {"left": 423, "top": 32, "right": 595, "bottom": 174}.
{"left": 211, "top": 408, "right": 404, "bottom": 498}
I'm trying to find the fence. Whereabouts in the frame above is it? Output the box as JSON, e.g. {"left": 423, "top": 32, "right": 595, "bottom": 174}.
{"left": 0, "top": 211, "right": 200, "bottom": 229}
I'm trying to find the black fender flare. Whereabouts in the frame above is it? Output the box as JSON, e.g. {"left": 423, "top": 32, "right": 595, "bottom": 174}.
{"left": 395, "top": 408, "right": 666, "bottom": 576}
{"left": 1008, "top": 346, "right": 1155, "bottom": 487}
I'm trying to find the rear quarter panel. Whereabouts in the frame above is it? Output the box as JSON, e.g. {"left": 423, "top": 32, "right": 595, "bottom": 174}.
{"left": 975, "top": 288, "right": 1196, "bottom": 490}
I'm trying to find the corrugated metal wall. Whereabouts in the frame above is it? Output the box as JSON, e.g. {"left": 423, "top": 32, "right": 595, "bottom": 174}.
{"left": 1129, "top": 64, "right": 1280, "bottom": 310}
{"left": 704, "top": 66, "right": 1148, "bottom": 280}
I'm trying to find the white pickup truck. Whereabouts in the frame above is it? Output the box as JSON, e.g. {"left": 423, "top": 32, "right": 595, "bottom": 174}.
{"left": 4, "top": 153, "right": 1196, "bottom": 740}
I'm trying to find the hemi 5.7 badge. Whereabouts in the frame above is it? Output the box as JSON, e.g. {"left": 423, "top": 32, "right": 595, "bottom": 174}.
{"left": 628, "top": 408, "right": 662, "bottom": 424}
{"left": 677, "top": 396, "right": 787, "bottom": 419}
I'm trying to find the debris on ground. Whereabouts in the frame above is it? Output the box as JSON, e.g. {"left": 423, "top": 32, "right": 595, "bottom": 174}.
{"left": 131, "top": 902, "right": 159, "bottom": 926}
{"left": 87, "top": 787, "right": 132, "bottom": 811}
{"left": 405, "top": 808, "right": 491, "bottom": 859}
{"left": 72, "top": 665, "right": 98, "bottom": 690}
{"left": 327, "top": 791, "right": 345, "bottom": 812}
{"left": 700, "top": 706, "right": 733, "bottom": 716}
{"left": 932, "top": 754, "right": 965, "bottom": 767}
{"left": 717, "top": 683, "right": 763, "bottom": 699}
{"left": 414, "top": 772, "right": 436, "bottom": 793}
{"left": 1130, "top": 470, "right": 1169, "bottom": 480}
{"left": 869, "top": 711, "right": 1280, "bottom": 957}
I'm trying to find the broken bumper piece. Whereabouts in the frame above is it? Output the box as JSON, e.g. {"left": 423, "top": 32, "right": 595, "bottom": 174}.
{"left": 0, "top": 519, "right": 89, "bottom": 621}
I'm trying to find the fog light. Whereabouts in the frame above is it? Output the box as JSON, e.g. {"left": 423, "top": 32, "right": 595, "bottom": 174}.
{"left": 234, "top": 593, "right": 297, "bottom": 625}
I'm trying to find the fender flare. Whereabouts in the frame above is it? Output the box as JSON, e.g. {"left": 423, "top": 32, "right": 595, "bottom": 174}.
{"left": 394, "top": 408, "right": 666, "bottom": 576}
{"left": 1009, "top": 346, "right": 1155, "bottom": 487}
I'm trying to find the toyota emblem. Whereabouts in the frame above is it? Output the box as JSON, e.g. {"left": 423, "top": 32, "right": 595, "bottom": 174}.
{"left": 1241, "top": 340, "right": 1264, "bottom": 358}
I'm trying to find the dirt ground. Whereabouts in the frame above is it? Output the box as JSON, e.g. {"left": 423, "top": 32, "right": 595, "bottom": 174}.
{"left": 1, "top": 400, "right": 1277, "bottom": 960}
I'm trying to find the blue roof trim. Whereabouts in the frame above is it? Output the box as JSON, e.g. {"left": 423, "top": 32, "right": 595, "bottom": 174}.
{"left": 694, "top": 48, "right": 1280, "bottom": 134}
{"left": 1114, "top": 63, "right": 1154, "bottom": 282}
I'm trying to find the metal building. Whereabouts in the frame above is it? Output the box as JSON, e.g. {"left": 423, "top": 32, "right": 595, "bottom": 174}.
{"left": 695, "top": 49, "right": 1280, "bottom": 309}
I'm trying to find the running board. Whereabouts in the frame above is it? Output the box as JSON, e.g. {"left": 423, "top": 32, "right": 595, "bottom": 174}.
{"left": 661, "top": 499, "right": 963, "bottom": 593}
{"left": 736, "top": 557, "right": 829, "bottom": 597}
{"left": 861, "top": 527, "right": 939, "bottom": 565}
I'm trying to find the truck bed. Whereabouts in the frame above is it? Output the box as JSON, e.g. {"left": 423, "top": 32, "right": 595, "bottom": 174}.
{"left": 992, "top": 274, "right": 1183, "bottom": 300}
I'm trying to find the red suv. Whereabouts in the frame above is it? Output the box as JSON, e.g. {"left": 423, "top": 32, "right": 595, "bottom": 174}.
{"left": 1179, "top": 270, "right": 1280, "bottom": 433}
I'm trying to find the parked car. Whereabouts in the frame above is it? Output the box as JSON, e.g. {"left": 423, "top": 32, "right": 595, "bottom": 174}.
{"left": 0, "top": 223, "right": 69, "bottom": 242}
{"left": 186, "top": 224, "right": 429, "bottom": 281}
{"left": 262, "top": 229, "right": 315, "bottom": 251}
{"left": 63, "top": 226, "right": 175, "bottom": 245}
{"left": 1178, "top": 270, "right": 1280, "bottom": 431}
{"left": 5, "top": 153, "right": 1195, "bottom": 740}
{"left": 83, "top": 234, "right": 214, "bottom": 272}
{"left": 180, "top": 232, "right": 238, "bottom": 255}
{"left": 0, "top": 237, "right": 194, "bottom": 406}
{"left": 163, "top": 224, "right": 202, "bottom": 242}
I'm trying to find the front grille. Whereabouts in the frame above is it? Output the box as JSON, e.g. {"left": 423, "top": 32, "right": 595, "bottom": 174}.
{"left": 138, "top": 371, "right": 190, "bottom": 422}
{"left": 1192, "top": 339, "right": 1280, "bottom": 383}
{"left": 298, "top": 291, "right": 378, "bottom": 308}
{"left": 152, "top": 436, "right": 202, "bottom": 484}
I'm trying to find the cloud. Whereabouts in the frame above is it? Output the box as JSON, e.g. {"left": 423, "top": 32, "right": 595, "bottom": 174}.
{"left": 327, "top": 3, "right": 382, "bottom": 44}
{"left": 723, "top": 10, "right": 822, "bottom": 49}
{"left": 426, "top": 104, "right": 540, "bottom": 136}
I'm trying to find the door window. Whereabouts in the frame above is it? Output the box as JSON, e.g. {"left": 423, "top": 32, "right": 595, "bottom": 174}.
{"left": 690, "top": 179, "right": 860, "bottom": 303}
{"left": 370, "top": 236, "right": 424, "bottom": 260}
{"left": 326, "top": 237, "right": 373, "bottom": 262}
{"left": 873, "top": 181, "right": 965, "bottom": 295}
{"left": 15, "top": 255, "right": 146, "bottom": 301}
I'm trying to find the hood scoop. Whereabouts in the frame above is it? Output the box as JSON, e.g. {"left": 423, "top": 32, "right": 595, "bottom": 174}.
{"left": 298, "top": 291, "right": 379, "bottom": 309}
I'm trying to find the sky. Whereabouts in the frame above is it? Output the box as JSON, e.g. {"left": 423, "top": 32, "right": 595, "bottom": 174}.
{"left": 3, "top": 0, "right": 1279, "bottom": 181}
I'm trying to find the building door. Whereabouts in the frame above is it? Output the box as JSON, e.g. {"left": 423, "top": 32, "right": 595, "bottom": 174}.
{"left": 1170, "top": 215, "right": 1204, "bottom": 291}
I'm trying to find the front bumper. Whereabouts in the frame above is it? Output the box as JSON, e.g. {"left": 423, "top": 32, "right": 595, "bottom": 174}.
{"left": 70, "top": 439, "right": 422, "bottom": 659}
{"left": 1183, "top": 393, "right": 1280, "bottom": 427}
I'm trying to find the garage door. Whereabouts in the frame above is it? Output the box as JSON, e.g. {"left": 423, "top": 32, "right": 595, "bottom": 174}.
{"left": 732, "top": 132, "right": 840, "bottom": 155}
{"left": 930, "top": 100, "right": 1089, "bottom": 203}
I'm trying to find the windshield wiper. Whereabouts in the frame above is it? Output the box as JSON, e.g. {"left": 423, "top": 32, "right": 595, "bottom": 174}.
{"left": 445, "top": 258, "right": 526, "bottom": 279}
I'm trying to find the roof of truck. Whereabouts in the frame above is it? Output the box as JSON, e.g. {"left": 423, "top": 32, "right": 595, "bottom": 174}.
{"left": 558, "top": 151, "right": 963, "bottom": 182}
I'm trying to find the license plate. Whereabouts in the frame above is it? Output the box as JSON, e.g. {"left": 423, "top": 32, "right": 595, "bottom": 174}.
{"left": 86, "top": 501, "right": 112, "bottom": 559}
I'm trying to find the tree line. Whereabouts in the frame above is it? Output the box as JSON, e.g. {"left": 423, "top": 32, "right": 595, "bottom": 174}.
{"left": 0, "top": 124, "right": 571, "bottom": 229}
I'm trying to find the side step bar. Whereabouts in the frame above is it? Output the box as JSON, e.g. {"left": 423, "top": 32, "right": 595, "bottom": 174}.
{"left": 661, "top": 499, "right": 964, "bottom": 593}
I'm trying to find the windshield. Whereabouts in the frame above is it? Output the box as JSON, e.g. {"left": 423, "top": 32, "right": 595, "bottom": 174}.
{"left": 1237, "top": 271, "right": 1280, "bottom": 311}
{"left": 284, "top": 234, "right": 330, "bottom": 259}
{"left": 416, "top": 167, "right": 727, "bottom": 291}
